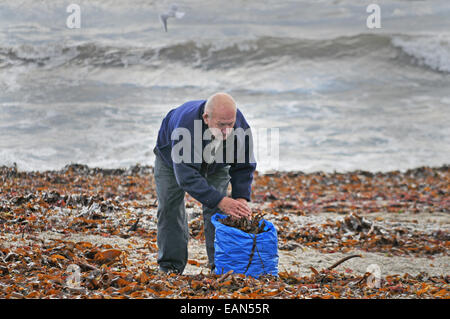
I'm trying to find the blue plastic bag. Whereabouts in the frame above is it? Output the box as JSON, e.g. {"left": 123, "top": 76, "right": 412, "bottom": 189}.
{"left": 211, "top": 213, "right": 278, "bottom": 278}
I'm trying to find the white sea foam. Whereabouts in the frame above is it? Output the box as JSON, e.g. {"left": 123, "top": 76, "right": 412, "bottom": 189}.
{"left": 392, "top": 34, "right": 450, "bottom": 73}
{"left": 1, "top": 1, "right": 449, "bottom": 173}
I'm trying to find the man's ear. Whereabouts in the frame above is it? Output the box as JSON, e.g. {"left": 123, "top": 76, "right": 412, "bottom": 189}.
{"left": 202, "top": 112, "right": 209, "bottom": 125}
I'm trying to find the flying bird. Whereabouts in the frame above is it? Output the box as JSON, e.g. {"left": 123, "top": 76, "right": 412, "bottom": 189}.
{"left": 159, "top": 4, "right": 185, "bottom": 32}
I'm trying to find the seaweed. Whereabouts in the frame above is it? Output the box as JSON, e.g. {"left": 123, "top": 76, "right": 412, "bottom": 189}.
{"left": 218, "top": 213, "right": 267, "bottom": 234}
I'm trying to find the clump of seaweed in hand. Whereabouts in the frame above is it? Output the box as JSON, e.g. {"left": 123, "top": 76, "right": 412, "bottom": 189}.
{"left": 219, "top": 212, "right": 267, "bottom": 234}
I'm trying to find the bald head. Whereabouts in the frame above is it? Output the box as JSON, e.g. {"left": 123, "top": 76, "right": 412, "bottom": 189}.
{"left": 203, "top": 92, "right": 237, "bottom": 140}
{"left": 204, "top": 92, "right": 237, "bottom": 117}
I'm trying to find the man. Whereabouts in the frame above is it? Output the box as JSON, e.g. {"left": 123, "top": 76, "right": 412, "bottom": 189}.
{"left": 153, "top": 92, "right": 256, "bottom": 274}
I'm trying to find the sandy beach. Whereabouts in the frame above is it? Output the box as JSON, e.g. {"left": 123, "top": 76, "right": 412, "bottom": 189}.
{"left": 0, "top": 164, "right": 448, "bottom": 299}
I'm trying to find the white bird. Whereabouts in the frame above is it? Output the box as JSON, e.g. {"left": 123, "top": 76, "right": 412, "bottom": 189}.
{"left": 159, "top": 4, "right": 185, "bottom": 32}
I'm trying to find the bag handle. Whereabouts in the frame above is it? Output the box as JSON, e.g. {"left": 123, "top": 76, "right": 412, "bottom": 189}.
{"left": 244, "top": 234, "right": 265, "bottom": 275}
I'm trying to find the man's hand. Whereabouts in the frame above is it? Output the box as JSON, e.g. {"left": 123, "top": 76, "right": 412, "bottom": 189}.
{"left": 235, "top": 198, "right": 250, "bottom": 209}
{"left": 218, "top": 197, "right": 251, "bottom": 219}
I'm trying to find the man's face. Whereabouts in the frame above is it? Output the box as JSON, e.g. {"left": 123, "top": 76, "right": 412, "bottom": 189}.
{"left": 203, "top": 107, "right": 236, "bottom": 140}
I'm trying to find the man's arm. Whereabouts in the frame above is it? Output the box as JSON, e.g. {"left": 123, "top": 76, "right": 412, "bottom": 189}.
{"left": 228, "top": 109, "right": 257, "bottom": 203}
{"left": 173, "top": 162, "right": 251, "bottom": 218}
{"left": 173, "top": 162, "right": 225, "bottom": 209}
{"left": 229, "top": 162, "right": 256, "bottom": 202}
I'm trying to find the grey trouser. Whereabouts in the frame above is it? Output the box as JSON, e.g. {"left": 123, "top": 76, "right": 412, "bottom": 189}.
{"left": 153, "top": 153, "right": 230, "bottom": 274}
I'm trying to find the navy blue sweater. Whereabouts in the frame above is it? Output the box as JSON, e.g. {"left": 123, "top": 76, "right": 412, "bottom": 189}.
{"left": 154, "top": 100, "right": 256, "bottom": 209}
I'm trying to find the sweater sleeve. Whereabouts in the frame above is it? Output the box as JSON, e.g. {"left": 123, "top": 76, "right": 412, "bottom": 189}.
{"left": 229, "top": 162, "right": 256, "bottom": 201}
{"left": 172, "top": 162, "right": 226, "bottom": 209}
{"left": 228, "top": 112, "right": 257, "bottom": 202}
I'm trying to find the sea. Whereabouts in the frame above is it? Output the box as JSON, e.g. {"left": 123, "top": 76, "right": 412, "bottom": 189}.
{"left": 1, "top": 0, "right": 449, "bottom": 173}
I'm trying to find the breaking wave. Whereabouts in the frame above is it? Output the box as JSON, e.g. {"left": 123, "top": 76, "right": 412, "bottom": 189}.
{"left": 1, "top": 33, "right": 449, "bottom": 73}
